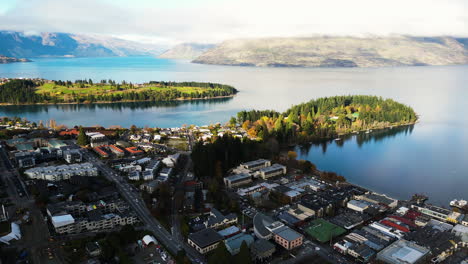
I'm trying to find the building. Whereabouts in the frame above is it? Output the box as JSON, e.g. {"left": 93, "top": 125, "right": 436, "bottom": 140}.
{"left": 63, "top": 149, "right": 82, "bottom": 163}
{"left": 142, "top": 170, "right": 154, "bottom": 181}
{"left": 218, "top": 226, "right": 241, "bottom": 238}
{"left": 411, "top": 204, "right": 452, "bottom": 222}
{"left": 376, "top": 239, "right": 430, "bottom": 264}
{"left": 128, "top": 171, "right": 141, "bottom": 181}
{"left": 108, "top": 145, "right": 125, "bottom": 157}
{"left": 140, "top": 180, "right": 159, "bottom": 193}
{"left": 347, "top": 200, "right": 372, "bottom": 213}
{"left": 86, "top": 132, "right": 108, "bottom": 147}
{"left": 250, "top": 239, "right": 276, "bottom": 261}
{"left": 272, "top": 226, "right": 303, "bottom": 250}
{"left": 356, "top": 193, "right": 398, "bottom": 208}
{"left": 159, "top": 167, "right": 173, "bottom": 178}
{"left": 224, "top": 173, "right": 252, "bottom": 188}
{"left": 93, "top": 146, "right": 109, "bottom": 158}
{"left": 205, "top": 208, "right": 238, "bottom": 229}
{"left": 253, "top": 213, "right": 275, "bottom": 240}
{"left": 258, "top": 164, "right": 287, "bottom": 179}
{"left": 462, "top": 214, "right": 468, "bottom": 227}
{"left": 225, "top": 233, "right": 255, "bottom": 255}
{"left": 125, "top": 147, "right": 143, "bottom": 156}
{"left": 188, "top": 228, "right": 224, "bottom": 254}
{"left": 240, "top": 159, "right": 271, "bottom": 171}
{"left": 25, "top": 163, "right": 98, "bottom": 181}
{"left": 14, "top": 152, "right": 36, "bottom": 168}
{"left": 298, "top": 194, "right": 333, "bottom": 218}
{"left": 145, "top": 160, "right": 161, "bottom": 174}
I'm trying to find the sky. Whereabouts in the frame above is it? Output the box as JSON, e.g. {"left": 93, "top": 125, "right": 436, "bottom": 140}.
{"left": 0, "top": 0, "right": 466, "bottom": 44}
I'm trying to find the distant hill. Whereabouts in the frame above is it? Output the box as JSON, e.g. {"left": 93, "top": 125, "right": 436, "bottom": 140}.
{"left": 0, "top": 31, "right": 166, "bottom": 58}
{"left": 0, "top": 55, "right": 30, "bottom": 64}
{"left": 159, "top": 43, "right": 215, "bottom": 59}
{"left": 193, "top": 36, "right": 468, "bottom": 68}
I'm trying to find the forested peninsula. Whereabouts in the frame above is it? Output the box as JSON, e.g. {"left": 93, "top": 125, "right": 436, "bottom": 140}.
{"left": 234, "top": 95, "right": 417, "bottom": 144}
{"left": 0, "top": 79, "right": 238, "bottom": 104}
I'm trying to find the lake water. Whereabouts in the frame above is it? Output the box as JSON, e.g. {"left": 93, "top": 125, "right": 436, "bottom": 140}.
{"left": 1, "top": 56, "right": 467, "bottom": 204}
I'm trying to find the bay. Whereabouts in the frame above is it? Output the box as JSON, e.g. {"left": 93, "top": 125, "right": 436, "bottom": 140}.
{"left": 0, "top": 56, "right": 467, "bottom": 204}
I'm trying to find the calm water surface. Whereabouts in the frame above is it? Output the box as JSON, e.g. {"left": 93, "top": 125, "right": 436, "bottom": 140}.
{"left": 0, "top": 57, "right": 467, "bottom": 204}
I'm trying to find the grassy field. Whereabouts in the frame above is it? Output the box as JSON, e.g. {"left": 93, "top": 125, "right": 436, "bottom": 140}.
{"left": 304, "top": 218, "right": 346, "bottom": 243}
{"left": 35, "top": 83, "right": 225, "bottom": 99}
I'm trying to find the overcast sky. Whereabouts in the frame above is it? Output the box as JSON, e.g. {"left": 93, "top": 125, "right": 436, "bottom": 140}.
{"left": 0, "top": 0, "right": 466, "bottom": 44}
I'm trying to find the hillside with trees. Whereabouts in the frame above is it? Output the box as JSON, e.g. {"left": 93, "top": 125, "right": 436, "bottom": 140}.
{"left": 0, "top": 79, "right": 237, "bottom": 104}
{"left": 235, "top": 95, "right": 417, "bottom": 144}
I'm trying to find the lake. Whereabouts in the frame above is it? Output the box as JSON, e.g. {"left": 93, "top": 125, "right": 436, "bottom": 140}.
{"left": 1, "top": 56, "right": 467, "bottom": 204}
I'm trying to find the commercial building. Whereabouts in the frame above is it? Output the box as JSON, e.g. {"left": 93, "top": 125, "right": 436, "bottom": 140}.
{"left": 25, "top": 163, "right": 98, "bottom": 181}
{"left": 225, "top": 233, "right": 255, "bottom": 255}
{"left": 224, "top": 173, "right": 252, "bottom": 188}
{"left": 159, "top": 167, "right": 173, "bottom": 178}
{"left": 376, "top": 239, "right": 430, "bottom": 264}
{"left": 347, "top": 200, "right": 372, "bottom": 213}
{"left": 145, "top": 160, "right": 161, "bottom": 174}
{"left": 258, "top": 164, "right": 287, "bottom": 179}
{"left": 356, "top": 193, "right": 398, "bottom": 208}
{"left": 411, "top": 204, "right": 452, "bottom": 223}
{"left": 188, "top": 228, "right": 224, "bottom": 254}
{"left": 240, "top": 159, "right": 271, "bottom": 171}
{"left": 140, "top": 180, "right": 159, "bottom": 193}
{"left": 128, "top": 171, "right": 140, "bottom": 181}
{"left": 272, "top": 226, "right": 303, "bottom": 250}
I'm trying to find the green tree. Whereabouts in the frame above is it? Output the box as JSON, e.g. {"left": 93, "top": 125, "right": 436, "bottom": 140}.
{"left": 209, "top": 242, "right": 230, "bottom": 264}
{"left": 234, "top": 241, "right": 252, "bottom": 264}
{"left": 76, "top": 127, "right": 89, "bottom": 146}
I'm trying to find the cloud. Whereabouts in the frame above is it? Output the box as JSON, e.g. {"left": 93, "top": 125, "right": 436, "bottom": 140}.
{"left": 0, "top": 0, "right": 466, "bottom": 44}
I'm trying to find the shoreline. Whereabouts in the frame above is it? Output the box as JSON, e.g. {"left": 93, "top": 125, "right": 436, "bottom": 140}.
{"left": 0, "top": 94, "right": 236, "bottom": 106}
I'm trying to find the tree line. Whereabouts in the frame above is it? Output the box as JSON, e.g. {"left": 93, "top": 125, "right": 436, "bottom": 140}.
{"left": 0, "top": 79, "right": 238, "bottom": 104}
{"left": 234, "top": 95, "right": 417, "bottom": 144}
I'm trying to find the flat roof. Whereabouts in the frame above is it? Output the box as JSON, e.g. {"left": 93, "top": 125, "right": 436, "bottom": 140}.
{"left": 377, "top": 239, "right": 429, "bottom": 264}
{"left": 188, "top": 228, "right": 223, "bottom": 248}
{"left": 259, "top": 164, "right": 286, "bottom": 173}
{"left": 241, "top": 159, "right": 270, "bottom": 167}
{"left": 225, "top": 173, "right": 251, "bottom": 182}
{"left": 273, "top": 226, "right": 302, "bottom": 241}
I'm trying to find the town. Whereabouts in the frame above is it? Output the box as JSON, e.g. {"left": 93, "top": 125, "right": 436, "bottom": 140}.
{"left": 0, "top": 116, "right": 467, "bottom": 264}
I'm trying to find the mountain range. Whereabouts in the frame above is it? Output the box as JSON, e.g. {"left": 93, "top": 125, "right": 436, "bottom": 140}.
{"left": 193, "top": 36, "right": 468, "bottom": 68}
{"left": 1, "top": 31, "right": 468, "bottom": 68}
{"left": 0, "top": 31, "right": 166, "bottom": 58}
{"left": 159, "top": 43, "right": 215, "bottom": 59}
{"left": 0, "top": 55, "right": 30, "bottom": 64}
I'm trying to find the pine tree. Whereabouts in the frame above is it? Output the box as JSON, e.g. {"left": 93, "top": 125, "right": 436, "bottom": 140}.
{"left": 76, "top": 127, "right": 89, "bottom": 146}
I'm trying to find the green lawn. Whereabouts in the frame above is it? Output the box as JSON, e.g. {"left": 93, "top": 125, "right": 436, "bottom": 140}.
{"left": 304, "top": 218, "right": 346, "bottom": 243}
{"left": 36, "top": 83, "right": 221, "bottom": 99}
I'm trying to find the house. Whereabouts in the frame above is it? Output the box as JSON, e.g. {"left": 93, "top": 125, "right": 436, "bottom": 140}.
{"left": 225, "top": 233, "right": 255, "bottom": 255}
{"left": 93, "top": 146, "right": 109, "bottom": 158}
{"left": 224, "top": 173, "right": 252, "bottom": 188}
{"left": 140, "top": 180, "right": 159, "bottom": 193}
{"left": 272, "top": 226, "right": 303, "bottom": 250}
{"left": 250, "top": 239, "right": 276, "bottom": 261}
{"left": 125, "top": 147, "right": 143, "bottom": 155}
{"left": 63, "top": 149, "right": 82, "bottom": 163}
{"left": 205, "top": 208, "right": 238, "bottom": 229}
{"left": 108, "top": 145, "right": 125, "bottom": 157}
{"left": 188, "top": 228, "right": 224, "bottom": 254}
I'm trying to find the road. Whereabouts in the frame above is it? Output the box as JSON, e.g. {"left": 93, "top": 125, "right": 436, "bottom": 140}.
{"left": 79, "top": 146, "right": 183, "bottom": 255}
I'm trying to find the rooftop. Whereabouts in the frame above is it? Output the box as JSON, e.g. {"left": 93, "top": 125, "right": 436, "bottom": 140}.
{"left": 188, "top": 228, "right": 223, "bottom": 248}
{"left": 272, "top": 226, "right": 303, "bottom": 241}
{"left": 377, "top": 239, "right": 430, "bottom": 264}
{"left": 225, "top": 173, "right": 251, "bottom": 182}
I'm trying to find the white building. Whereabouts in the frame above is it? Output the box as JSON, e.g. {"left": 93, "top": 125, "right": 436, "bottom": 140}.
{"left": 25, "top": 163, "right": 98, "bottom": 181}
